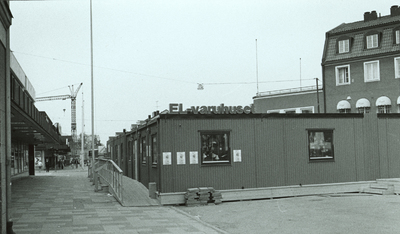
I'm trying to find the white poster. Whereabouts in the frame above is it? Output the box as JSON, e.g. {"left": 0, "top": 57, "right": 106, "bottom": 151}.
{"left": 189, "top": 151, "right": 198, "bottom": 164}
{"left": 177, "top": 152, "right": 186, "bottom": 165}
{"left": 163, "top": 152, "right": 172, "bottom": 165}
{"left": 233, "top": 150, "right": 242, "bottom": 162}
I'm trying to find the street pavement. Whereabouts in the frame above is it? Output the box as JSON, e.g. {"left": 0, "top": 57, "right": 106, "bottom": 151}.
{"left": 11, "top": 167, "right": 400, "bottom": 234}
{"left": 10, "top": 167, "right": 226, "bottom": 234}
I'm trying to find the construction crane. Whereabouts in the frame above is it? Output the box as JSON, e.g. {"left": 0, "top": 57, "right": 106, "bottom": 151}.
{"left": 35, "top": 83, "right": 83, "bottom": 156}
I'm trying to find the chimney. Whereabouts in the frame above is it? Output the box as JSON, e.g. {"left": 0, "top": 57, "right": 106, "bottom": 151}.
{"left": 391, "top": 5, "right": 400, "bottom": 16}
{"left": 364, "top": 11, "right": 378, "bottom": 22}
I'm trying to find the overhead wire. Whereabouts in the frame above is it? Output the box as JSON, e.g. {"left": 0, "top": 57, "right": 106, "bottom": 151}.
{"left": 13, "top": 50, "right": 316, "bottom": 88}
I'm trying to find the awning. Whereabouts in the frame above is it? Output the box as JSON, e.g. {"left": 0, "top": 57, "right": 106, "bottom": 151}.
{"left": 375, "top": 96, "right": 391, "bottom": 106}
{"left": 336, "top": 100, "right": 351, "bottom": 110}
{"left": 356, "top": 98, "right": 370, "bottom": 108}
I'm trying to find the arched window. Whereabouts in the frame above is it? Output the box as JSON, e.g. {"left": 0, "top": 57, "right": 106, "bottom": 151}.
{"left": 376, "top": 96, "right": 391, "bottom": 113}
{"left": 356, "top": 98, "right": 370, "bottom": 113}
{"left": 337, "top": 100, "right": 351, "bottom": 113}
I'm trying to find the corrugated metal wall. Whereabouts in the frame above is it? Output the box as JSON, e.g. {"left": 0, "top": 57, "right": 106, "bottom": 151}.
{"left": 156, "top": 114, "right": 400, "bottom": 193}
{"left": 377, "top": 115, "right": 400, "bottom": 179}
{"left": 106, "top": 114, "right": 400, "bottom": 193}
{"left": 159, "top": 117, "right": 258, "bottom": 192}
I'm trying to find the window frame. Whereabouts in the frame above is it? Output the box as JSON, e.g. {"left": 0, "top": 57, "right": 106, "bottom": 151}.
{"left": 364, "top": 60, "right": 380, "bottom": 82}
{"left": 393, "top": 27, "right": 400, "bottom": 44}
{"left": 366, "top": 34, "right": 379, "bottom": 49}
{"left": 377, "top": 105, "right": 391, "bottom": 113}
{"left": 140, "top": 136, "right": 146, "bottom": 164}
{"left": 307, "top": 129, "right": 335, "bottom": 161}
{"left": 394, "top": 57, "right": 400, "bottom": 79}
{"left": 200, "top": 130, "right": 231, "bottom": 165}
{"left": 338, "top": 39, "right": 350, "bottom": 53}
{"left": 151, "top": 134, "right": 158, "bottom": 165}
{"left": 335, "top": 65, "right": 351, "bottom": 85}
{"left": 357, "top": 107, "right": 370, "bottom": 114}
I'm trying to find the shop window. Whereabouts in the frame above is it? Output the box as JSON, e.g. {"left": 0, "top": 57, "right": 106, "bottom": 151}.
{"left": 308, "top": 129, "right": 334, "bottom": 161}
{"left": 397, "top": 97, "right": 400, "bottom": 113}
{"left": 335, "top": 65, "right": 350, "bottom": 85}
{"left": 200, "top": 131, "right": 231, "bottom": 165}
{"left": 356, "top": 98, "right": 371, "bottom": 114}
{"left": 377, "top": 106, "right": 391, "bottom": 113}
{"left": 364, "top": 60, "right": 380, "bottom": 82}
{"left": 376, "top": 96, "right": 391, "bottom": 113}
{"left": 337, "top": 100, "right": 351, "bottom": 113}
{"left": 357, "top": 107, "right": 370, "bottom": 113}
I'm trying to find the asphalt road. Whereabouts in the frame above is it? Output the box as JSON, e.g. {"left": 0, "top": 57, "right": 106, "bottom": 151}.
{"left": 178, "top": 193, "right": 400, "bottom": 234}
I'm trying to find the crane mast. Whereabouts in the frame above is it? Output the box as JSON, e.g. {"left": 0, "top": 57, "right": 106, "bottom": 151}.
{"left": 35, "top": 83, "right": 83, "bottom": 158}
{"left": 69, "top": 84, "right": 82, "bottom": 143}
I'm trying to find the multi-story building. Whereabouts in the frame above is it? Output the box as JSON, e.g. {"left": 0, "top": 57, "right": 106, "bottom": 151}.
{"left": 253, "top": 85, "right": 323, "bottom": 113}
{"left": 322, "top": 5, "right": 400, "bottom": 114}
{"left": 0, "top": 1, "right": 12, "bottom": 231}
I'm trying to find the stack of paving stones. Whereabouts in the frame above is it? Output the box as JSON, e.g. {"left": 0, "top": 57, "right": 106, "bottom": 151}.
{"left": 184, "top": 187, "right": 200, "bottom": 206}
{"left": 198, "top": 187, "right": 211, "bottom": 205}
{"left": 209, "top": 187, "right": 222, "bottom": 204}
{"left": 184, "top": 187, "right": 222, "bottom": 206}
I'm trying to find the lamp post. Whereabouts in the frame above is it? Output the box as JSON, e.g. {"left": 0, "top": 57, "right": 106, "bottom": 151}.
{"left": 315, "top": 78, "right": 320, "bottom": 113}
{"left": 90, "top": 0, "right": 95, "bottom": 178}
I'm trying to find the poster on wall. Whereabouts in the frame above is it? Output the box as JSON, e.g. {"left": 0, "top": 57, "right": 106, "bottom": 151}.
{"left": 177, "top": 152, "right": 186, "bottom": 165}
{"left": 163, "top": 152, "right": 172, "bottom": 165}
{"left": 189, "top": 151, "right": 198, "bottom": 164}
{"left": 233, "top": 150, "right": 242, "bottom": 162}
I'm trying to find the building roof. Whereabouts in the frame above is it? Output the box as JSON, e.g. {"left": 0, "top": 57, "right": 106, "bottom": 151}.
{"left": 328, "top": 14, "right": 400, "bottom": 35}
{"left": 322, "top": 7, "right": 400, "bottom": 64}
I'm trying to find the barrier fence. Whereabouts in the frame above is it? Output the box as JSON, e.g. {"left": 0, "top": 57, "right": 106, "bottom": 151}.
{"left": 90, "top": 158, "right": 123, "bottom": 204}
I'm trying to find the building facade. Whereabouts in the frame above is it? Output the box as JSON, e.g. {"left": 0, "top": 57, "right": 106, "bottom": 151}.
{"left": 0, "top": 1, "right": 12, "bottom": 231}
{"left": 108, "top": 104, "right": 400, "bottom": 204}
{"left": 322, "top": 5, "right": 400, "bottom": 114}
{"left": 253, "top": 85, "right": 323, "bottom": 113}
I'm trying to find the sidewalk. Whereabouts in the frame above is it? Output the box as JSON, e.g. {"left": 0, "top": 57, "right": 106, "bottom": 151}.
{"left": 10, "top": 168, "right": 226, "bottom": 234}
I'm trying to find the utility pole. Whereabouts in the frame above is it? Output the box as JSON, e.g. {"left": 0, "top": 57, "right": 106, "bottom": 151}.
{"left": 255, "top": 39, "right": 259, "bottom": 96}
{"left": 90, "top": 0, "right": 95, "bottom": 178}
{"left": 316, "top": 78, "right": 320, "bottom": 113}
{"left": 81, "top": 93, "right": 85, "bottom": 168}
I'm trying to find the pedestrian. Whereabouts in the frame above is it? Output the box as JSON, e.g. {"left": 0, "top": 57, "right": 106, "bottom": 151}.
{"left": 45, "top": 158, "right": 49, "bottom": 172}
{"left": 38, "top": 160, "right": 42, "bottom": 170}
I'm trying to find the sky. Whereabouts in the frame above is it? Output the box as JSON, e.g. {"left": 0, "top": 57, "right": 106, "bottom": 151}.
{"left": 9, "top": 0, "right": 397, "bottom": 144}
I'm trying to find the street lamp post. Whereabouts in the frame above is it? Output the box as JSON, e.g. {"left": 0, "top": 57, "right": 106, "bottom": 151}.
{"left": 90, "top": 0, "right": 95, "bottom": 179}
{"left": 316, "top": 78, "right": 320, "bottom": 113}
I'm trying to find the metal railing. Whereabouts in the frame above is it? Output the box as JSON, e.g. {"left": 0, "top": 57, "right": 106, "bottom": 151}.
{"left": 92, "top": 158, "right": 123, "bottom": 204}
{"left": 256, "top": 85, "right": 323, "bottom": 97}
